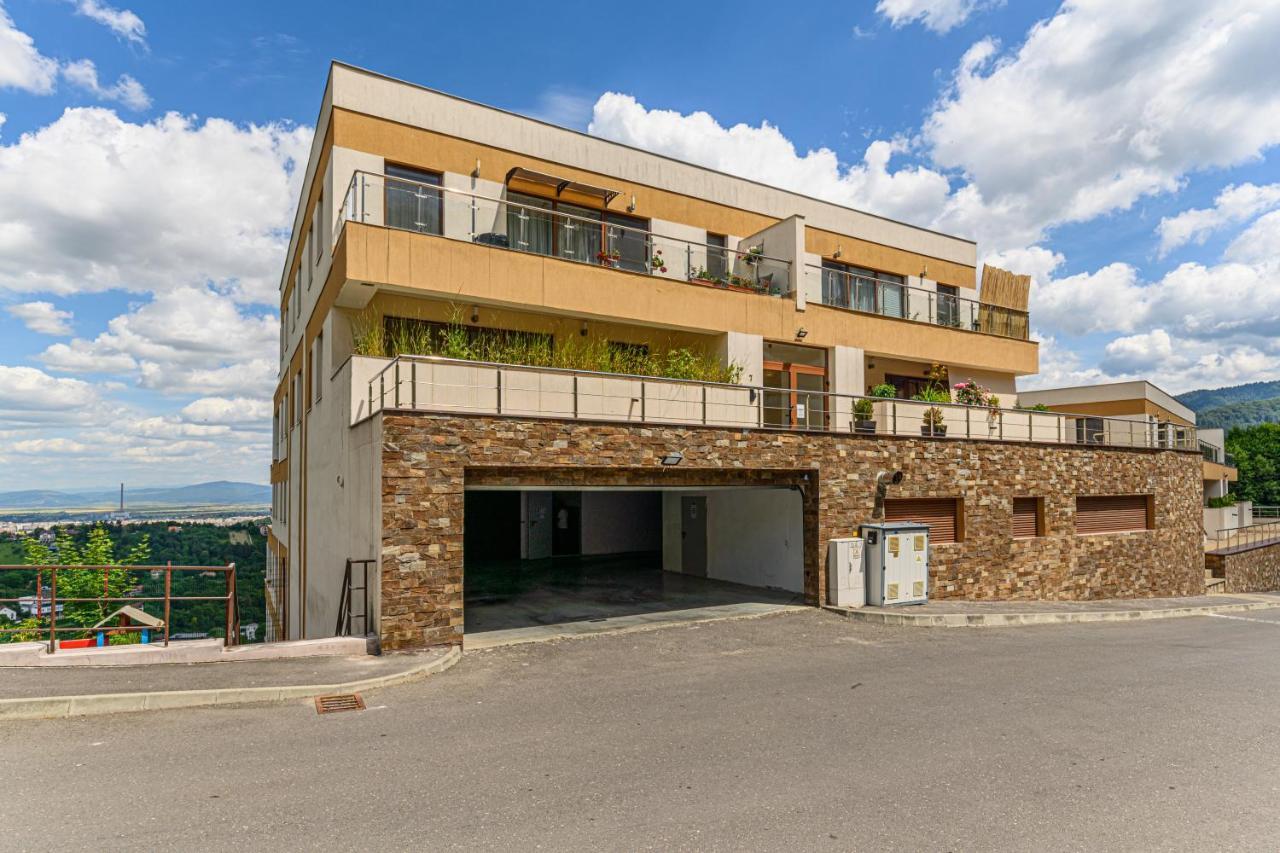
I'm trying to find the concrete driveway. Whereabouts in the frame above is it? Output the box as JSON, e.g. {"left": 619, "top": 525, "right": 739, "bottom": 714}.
{"left": 5, "top": 608, "right": 1280, "bottom": 851}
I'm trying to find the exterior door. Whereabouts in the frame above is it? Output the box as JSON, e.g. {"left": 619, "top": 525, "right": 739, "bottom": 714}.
{"left": 681, "top": 496, "right": 708, "bottom": 577}
{"left": 520, "top": 491, "right": 553, "bottom": 560}
{"left": 763, "top": 360, "right": 828, "bottom": 429}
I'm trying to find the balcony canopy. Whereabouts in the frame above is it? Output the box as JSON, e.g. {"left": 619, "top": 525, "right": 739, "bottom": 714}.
{"left": 505, "top": 167, "right": 620, "bottom": 206}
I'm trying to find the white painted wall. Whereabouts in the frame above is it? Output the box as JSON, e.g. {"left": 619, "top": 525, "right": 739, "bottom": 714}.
{"left": 717, "top": 331, "right": 764, "bottom": 387}
{"left": 662, "top": 488, "right": 804, "bottom": 593}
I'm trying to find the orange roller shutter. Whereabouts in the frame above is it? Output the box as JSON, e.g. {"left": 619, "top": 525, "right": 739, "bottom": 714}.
{"left": 884, "top": 498, "right": 959, "bottom": 544}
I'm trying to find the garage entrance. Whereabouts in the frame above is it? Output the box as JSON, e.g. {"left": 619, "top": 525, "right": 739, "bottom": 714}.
{"left": 463, "top": 484, "right": 807, "bottom": 641}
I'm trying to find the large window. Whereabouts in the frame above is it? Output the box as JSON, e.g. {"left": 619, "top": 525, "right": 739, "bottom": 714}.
{"left": 1075, "top": 417, "right": 1104, "bottom": 445}
{"left": 936, "top": 284, "right": 960, "bottom": 328}
{"left": 884, "top": 497, "right": 961, "bottom": 544}
{"left": 504, "top": 191, "right": 649, "bottom": 271}
{"left": 1075, "top": 495, "right": 1152, "bottom": 534}
{"left": 385, "top": 164, "right": 443, "bottom": 235}
{"left": 821, "top": 261, "right": 906, "bottom": 318}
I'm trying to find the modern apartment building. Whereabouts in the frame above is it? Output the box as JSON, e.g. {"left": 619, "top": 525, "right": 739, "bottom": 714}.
{"left": 1017, "top": 381, "right": 1238, "bottom": 503}
{"left": 266, "top": 63, "right": 1205, "bottom": 649}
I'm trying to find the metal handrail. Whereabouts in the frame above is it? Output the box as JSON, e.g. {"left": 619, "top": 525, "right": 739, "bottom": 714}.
{"left": 809, "top": 264, "right": 1029, "bottom": 340}
{"left": 0, "top": 563, "right": 238, "bottom": 653}
{"left": 1208, "top": 521, "right": 1280, "bottom": 552}
{"left": 338, "top": 170, "right": 791, "bottom": 279}
{"left": 363, "top": 354, "right": 1201, "bottom": 451}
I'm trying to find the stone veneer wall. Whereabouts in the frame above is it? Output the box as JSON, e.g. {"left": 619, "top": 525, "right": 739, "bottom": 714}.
{"left": 1205, "top": 542, "right": 1280, "bottom": 594}
{"left": 380, "top": 413, "right": 1203, "bottom": 650}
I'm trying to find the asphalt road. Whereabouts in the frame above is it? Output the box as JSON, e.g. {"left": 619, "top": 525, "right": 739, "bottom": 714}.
{"left": 4, "top": 608, "right": 1280, "bottom": 852}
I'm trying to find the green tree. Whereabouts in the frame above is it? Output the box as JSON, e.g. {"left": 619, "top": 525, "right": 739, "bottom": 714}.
{"left": 1227, "top": 423, "right": 1280, "bottom": 505}
{"left": 21, "top": 525, "right": 150, "bottom": 637}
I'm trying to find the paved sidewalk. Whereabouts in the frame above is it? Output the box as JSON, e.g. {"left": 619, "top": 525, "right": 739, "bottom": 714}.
{"left": 831, "top": 592, "right": 1280, "bottom": 626}
{"left": 0, "top": 648, "right": 458, "bottom": 720}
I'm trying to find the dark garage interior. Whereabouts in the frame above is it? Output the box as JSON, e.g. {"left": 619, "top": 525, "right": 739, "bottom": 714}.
{"left": 463, "top": 486, "right": 806, "bottom": 636}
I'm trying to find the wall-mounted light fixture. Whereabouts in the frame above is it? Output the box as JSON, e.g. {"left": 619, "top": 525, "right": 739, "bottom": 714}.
{"left": 833, "top": 245, "right": 843, "bottom": 259}
{"left": 472, "top": 158, "right": 481, "bottom": 178}
{"left": 470, "top": 305, "right": 480, "bottom": 324}
{"left": 920, "top": 263, "right": 928, "bottom": 279}
{"left": 580, "top": 321, "right": 589, "bottom": 337}
{"left": 660, "top": 450, "right": 684, "bottom": 466}
{"left": 795, "top": 327, "right": 809, "bottom": 340}
{"left": 627, "top": 194, "right": 637, "bottom": 213}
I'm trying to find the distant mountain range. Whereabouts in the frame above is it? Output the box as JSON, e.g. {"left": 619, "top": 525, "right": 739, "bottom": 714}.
{"left": 1177, "top": 381, "right": 1280, "bottom": 431}
{"left": 0, "top": 481, "right": 270, "bottom": 510}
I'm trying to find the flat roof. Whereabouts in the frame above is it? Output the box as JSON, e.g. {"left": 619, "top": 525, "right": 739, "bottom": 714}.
{"left": 1018, "top": 380, "right": 1196, "bottom": 424}
{"left": 329, "top": 61, "right": 978, "bottom": 249}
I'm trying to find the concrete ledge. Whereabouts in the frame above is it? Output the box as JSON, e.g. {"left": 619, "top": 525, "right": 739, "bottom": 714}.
{"left": 0, "top": 636, "right": 372, "bottom": 667}
{"left": 0, "top": 647, "right": 460, "bottom": 721}
{"left": 825, "top": 599, "right": 1280, "bottom": 627}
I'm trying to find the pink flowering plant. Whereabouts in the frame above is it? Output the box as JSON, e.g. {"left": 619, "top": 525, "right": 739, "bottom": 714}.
{"left": 953, "top": 379, "right": 999, "bottom": 407}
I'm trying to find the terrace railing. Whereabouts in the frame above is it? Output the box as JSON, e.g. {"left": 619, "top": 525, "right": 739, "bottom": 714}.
{"left": 338, "top": 170, "right": 792, "bottom": 297}
{"left": 1208, "top": 522, "right": 1280, "bottom": 553}
{"left": 808, "top": 265, "right": 1030, "bottom": 340}
{"left": 362, "top": 355, "right": 1199, "bottom": 452}
{"left": 0, "top": 563, "right": 239, "bottom": 653}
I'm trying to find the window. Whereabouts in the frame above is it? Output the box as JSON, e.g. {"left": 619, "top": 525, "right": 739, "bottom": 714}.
{"left": 1075, "top": 417, "right": 1104, "bottom": 445}
{"left": 706, "top": 233, "right": 728, "bottom": 280}
{"left": 304, "top": 234, "right": 312, "bottom": 290}
{"left": 313, "top": 332, "right": 323, "bottom": 404}
{"left": 821, "top": 261, "right": 906, "bottom": 317}
{"left": 1075, "top": 495, "right": 1152, "bottom": 535}
{"left": 936, "top": 284, "right": 960, "bottom": 328}
{"left": 311, "top": 196, "right": 322, "bottom": 266}
{"left": 884, "top": 497, "right": 961, "bottom": 544}
{"left": 503, "top": 191, "right": 651, "bottom": 271}
{"left": 385, "top": 164, "right": 442, "bottom": 235}
{"left": 293, "top": 374, "right": 302, "bottom": 425}
{"left": 1012, "top": 497, "right": 1043, "bottom": 538}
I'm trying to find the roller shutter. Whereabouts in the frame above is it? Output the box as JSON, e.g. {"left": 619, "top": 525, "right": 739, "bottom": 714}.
{"left": 1075, "top": 495, "right": 1150, "bottom": 534}
{"left": 1012, "top": 498, "right": 1040, "bottom": 538}
{"left": 884, "top": 498, "right": 959, "bottom": 544}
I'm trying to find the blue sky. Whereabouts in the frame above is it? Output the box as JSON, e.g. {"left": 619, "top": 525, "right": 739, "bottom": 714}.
{"left": 1, "top": 0, "right": 1278, "bottom": 490}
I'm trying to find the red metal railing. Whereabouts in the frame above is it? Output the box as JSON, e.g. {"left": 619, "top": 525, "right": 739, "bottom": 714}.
{"left": 0, "top": 563, "right": 238, "bottom": 653}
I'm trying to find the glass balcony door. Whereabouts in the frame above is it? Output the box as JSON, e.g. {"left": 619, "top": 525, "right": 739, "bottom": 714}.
{"left": 763, "top": 342, "right": 828, "bottom": 430}
{"left": 385, "top": 165, "right": 443, "bottom": 235}
{"left": 557, "top": 203, "right": 602, "bottom": 264}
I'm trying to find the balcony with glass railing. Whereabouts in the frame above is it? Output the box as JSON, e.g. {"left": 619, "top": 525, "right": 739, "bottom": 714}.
{"left": 338, "top": 170, "right": 792, "bottom": 297}
{"left": 806, "top": 265, "right": 1030, "bottom": 340}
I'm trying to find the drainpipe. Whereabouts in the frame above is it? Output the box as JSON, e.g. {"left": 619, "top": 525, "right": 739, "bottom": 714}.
{"left": 871, "top": 470, "right": 905, "bottom": 521}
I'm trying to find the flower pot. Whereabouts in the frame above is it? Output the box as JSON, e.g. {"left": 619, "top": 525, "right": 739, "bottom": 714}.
{"left": 920, "top": 424, "right": 947, "bottom": 437}
{"left": 855, "top": 420, "right": 877, "bottom": 435}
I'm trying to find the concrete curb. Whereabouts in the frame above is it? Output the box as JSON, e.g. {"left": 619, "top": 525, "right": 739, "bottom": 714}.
{"left": 825, "top": 599, "right": 1280, "bottom": 628}
{"left": 0, "top": 647, "right": 461, "bottom": 722}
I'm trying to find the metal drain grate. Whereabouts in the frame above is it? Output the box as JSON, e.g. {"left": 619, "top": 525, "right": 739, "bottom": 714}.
{"left": 314, "top": 693, "right": 365, "bottom": 714}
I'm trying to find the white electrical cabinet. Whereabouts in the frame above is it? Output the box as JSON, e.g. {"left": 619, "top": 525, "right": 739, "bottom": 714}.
{"left": 859, "top": 522, "right": 930, "bottom": 606}
{"left": 826, "top": 538, "right": 865, "bottom": 608}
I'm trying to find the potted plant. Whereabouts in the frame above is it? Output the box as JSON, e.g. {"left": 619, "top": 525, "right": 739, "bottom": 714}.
{"left": 854, "top": 398, "right": 876, "bottom": 434}
{"left": 650, "top": 250, "right": 668, "bottom": 273}
{"left": 871, "top": 383, "right": 897, "bottom": 399}
{"left": 596, "top": 249, "right": 621, "bottom": 268}
{"left": 912, "top": 374, "right": 952, "bottom": 437}
{"left": 742, "top": 244, "right": 764, "bottom": 266}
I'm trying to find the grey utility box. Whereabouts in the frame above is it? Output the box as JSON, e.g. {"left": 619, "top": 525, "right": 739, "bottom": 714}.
{"left": 859, "top": 522, "right": 930, "bottom": 606}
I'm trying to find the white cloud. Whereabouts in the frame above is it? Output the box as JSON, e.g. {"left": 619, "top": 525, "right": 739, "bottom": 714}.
{"left": 6, "top": 301, "right": 72, "bottom": 335}
{"left": 588, "top": 94, "right": 953, "bottom": 228}
{"left": 62, "top": 59, "right": 149, "bottom": 110}
{"left": 1157, "top": 183, "right": 1280, "bottom": 256}
{"left": 181, "top": 396, "right": 272, "bottom": 426}
{"left": 925, "top": 0, "right": 1280, "bottom": 251}
{"left": 876, "top": 0, "right": 1001, "bottom": 33}
{"left": 72, "top": 0, "right": 145, "bottom": 46}
{"left": 40, "top": 285, "right": 278, "bottom": 396}
{"left": 528, "top": 88, "right": 593, "bottom": 129}
{"left": 1225, "top": 209, "right": 1280, "bottom": 265}
{"left": 0, "top": 107, "right": 311, "bottom": 305}
{"left": 0, "top": 1, "right": 58, "bottom": 94}
{"left": 0, "top": 365, "right": 100, "bottom": 423}
{"left": 11, "top": 437, "right": 89, "bottom": 454}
